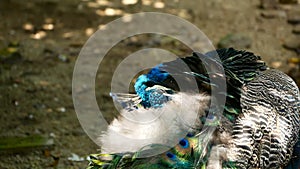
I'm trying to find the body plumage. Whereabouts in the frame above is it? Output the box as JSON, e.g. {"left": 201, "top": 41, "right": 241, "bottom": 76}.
{"left": 88, "top": 48, "right": 300, "bottom": 169}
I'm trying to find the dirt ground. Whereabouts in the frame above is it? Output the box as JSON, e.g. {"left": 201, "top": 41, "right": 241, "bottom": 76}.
{"left": 0, "top": 0, "right": 299, "bottom": 168}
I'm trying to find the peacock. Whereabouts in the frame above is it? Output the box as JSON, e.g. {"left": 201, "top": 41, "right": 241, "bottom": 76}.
{"left": 87, "top": 48, "right": 300, "bottom": 169}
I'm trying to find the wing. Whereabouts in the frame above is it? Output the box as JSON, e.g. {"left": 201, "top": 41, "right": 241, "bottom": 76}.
{"left": 224, "top": 69, "right": 300, "bottom": 168}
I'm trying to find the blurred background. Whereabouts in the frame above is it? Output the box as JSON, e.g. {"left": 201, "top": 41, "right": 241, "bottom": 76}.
{"left": 0, "top": 0, "right": 299, "bottom": 168}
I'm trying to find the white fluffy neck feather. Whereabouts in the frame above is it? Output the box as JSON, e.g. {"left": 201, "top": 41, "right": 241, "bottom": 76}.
{"left": 99, "top": 92, "right": 210, "bottom": 154}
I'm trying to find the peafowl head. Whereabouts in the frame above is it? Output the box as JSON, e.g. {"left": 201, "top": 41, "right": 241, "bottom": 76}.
{"left": 134, "top": 65, "right": 173, "bottom": 108}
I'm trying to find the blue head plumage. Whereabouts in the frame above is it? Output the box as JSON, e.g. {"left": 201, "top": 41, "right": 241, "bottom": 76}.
{"left": 134, "top": 64, "right": 170, "bottom": 108}
{"left": 146, "top": 64, "right": 169, "bottom": 82}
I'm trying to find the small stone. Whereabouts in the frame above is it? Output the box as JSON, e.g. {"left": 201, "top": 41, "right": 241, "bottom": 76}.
{"left": 260, "top": 0, "right": 279, "bottom": 9}
{"left": 30, "top": 31, "right": 47, "bottom": 40}
{"left": 218, "top": 34, "right": 252, "bottom": 49}
{"left": 178, "top": 9, "right": 193, "bottom": 20}
{"left": 63, "top": 32, "right": 74, "bottom": 39}
{"left": 153, "top": 1, "right": 165, "bottom": 8}
{"left": 261, "top": 10, "right": 287, "bottom": 19}
{"left": 271, "top": 61, "right": 282, "bottom": 68}
{"left": 122, "top": 0, "right": 138, "bottom": 5}
{"left": 292, "top": 25, "right": 300, "bottom": 34}
{"left": 22, "top": 23, "right": 34, "bottom": 32}
{"left": 57, "top": 54, "right": 69, "bottom": 62}
{"left": 42, "top": 23, "right": 54, "bottom": 31}
{"left": 288, "top": 57, "right": 300, "bottom": 64}
{"left": 56, "top": 107, "right": 66, "bottom": 113}
{"left": 287, "top": 10, "right": 300, "bottom": 24}
{"left": 28, "top": 114, "right": 34, "bottom": 119}
{"left": 283, "top": 36, "right": 300, "bottom": 54}
{"left": 283, "top": 36, "right": 300, "bottom": 50}
{"left": 49, "top": 133, "right": 56, "bottom": 138}
{"left": 68, "top": 153, "right": 85, "bottom": 162}
{"left": 39, "top": 80, "right": 50, "bottom": 86}
{"left": 12, "top": 100, "right": 19, "bottom": 106}
{"left": 85, "top": 27, "right": 94, "bottom": 36}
